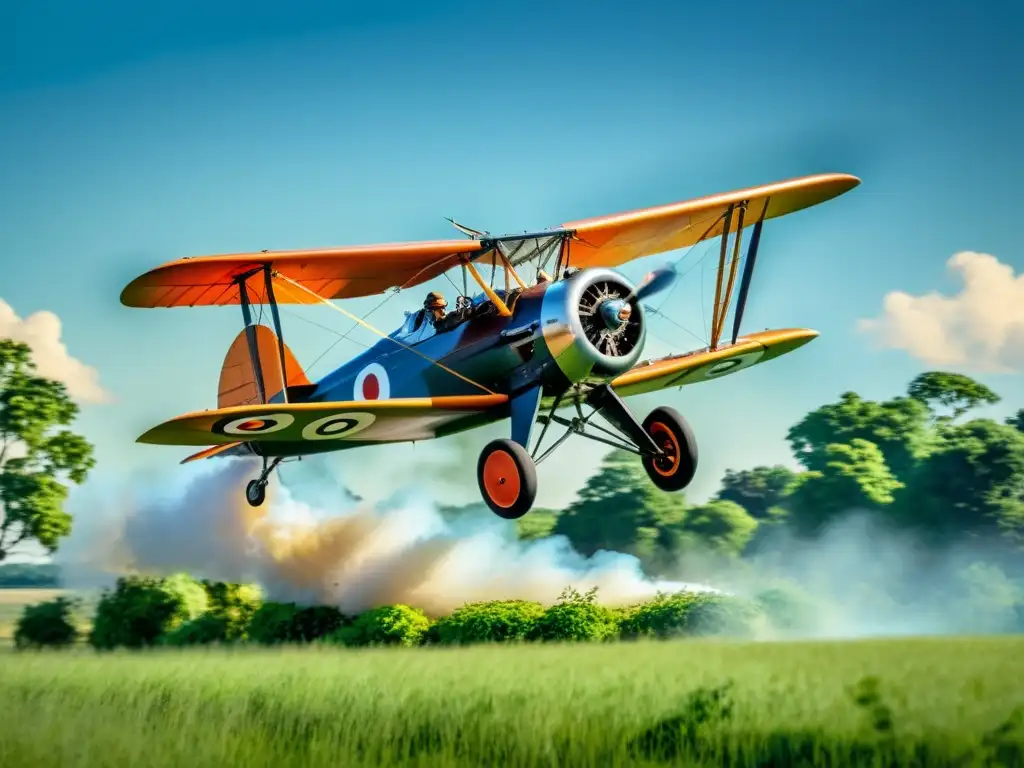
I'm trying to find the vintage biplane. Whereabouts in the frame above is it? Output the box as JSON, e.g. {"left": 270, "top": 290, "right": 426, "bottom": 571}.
{"left": 121, "top": 172, "right": 859, "bottom": 518}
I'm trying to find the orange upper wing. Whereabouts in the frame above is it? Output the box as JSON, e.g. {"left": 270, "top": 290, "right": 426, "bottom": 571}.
{"left": 120, "top": 239, "right": 487, "bottom": 308}
{"left": 559, "top": 173, "right": 860, "bottom": 270}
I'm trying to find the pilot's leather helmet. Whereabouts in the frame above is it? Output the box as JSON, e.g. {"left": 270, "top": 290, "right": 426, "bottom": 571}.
{"left": 424, "top": 291, "right": 448, "bottom": 310}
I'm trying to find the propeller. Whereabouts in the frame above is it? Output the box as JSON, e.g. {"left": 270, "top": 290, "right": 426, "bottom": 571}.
{"left": 634, "top": 263, "right": 679, "bottom": 302}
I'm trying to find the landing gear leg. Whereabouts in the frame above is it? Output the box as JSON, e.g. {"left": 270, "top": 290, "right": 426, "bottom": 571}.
{"left": 246, "top": 455, "right": 283, "bottom": 508}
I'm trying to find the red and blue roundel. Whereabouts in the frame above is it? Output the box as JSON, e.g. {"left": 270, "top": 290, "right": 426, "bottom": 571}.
{"left": 354, "top": 363, "right": 390, "bottom": 401}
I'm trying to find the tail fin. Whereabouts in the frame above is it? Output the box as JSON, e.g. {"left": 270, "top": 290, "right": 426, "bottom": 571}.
{"left": 218, "top": 325, "right": 311, "bottom": 408}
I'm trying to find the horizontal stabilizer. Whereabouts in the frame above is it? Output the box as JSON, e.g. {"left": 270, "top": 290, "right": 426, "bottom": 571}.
{"left": 611, "top": 328, "right": 818, "bottom": 398}
{"left": 139, "top": 395, "right": 509, "bottom": 447}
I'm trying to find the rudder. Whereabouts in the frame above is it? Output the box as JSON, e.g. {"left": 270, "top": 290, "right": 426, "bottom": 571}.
{"left": 219, "top": 325, "right": 312, "bottom": 408}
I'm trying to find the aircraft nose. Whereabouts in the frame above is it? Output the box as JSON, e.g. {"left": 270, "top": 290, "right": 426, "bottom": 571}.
{"left": 599, "top": 298, "right": 630, "bottom": 330}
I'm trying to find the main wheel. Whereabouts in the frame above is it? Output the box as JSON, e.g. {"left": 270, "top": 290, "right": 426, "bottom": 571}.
{"left": 641, "top": 406, "right": 698, "bottom": 492}
{"left": 477, "top": 438, "right": 538, "bottom": 520}
{"left": 246, "top": 479, "right": 267, "bottom": 508}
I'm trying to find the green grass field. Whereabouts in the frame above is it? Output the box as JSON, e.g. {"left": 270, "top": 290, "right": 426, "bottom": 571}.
{"left": 2, "top": 636, "right": 1022, "bottom": 767}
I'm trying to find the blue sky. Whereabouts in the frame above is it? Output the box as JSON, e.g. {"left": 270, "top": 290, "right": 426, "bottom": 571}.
{"left": 2, "top": 0, "right": 1022, "bottom": 516}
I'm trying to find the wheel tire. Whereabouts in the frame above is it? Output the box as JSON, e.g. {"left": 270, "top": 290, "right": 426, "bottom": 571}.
{"left": 641, "top": 406, "right": 698, "bottom": 492}
{"left": 477, "top": 438, "right": 538, "bottom": 520}
{"left": 246, "top": 479, "right": 267, "bottom": 508}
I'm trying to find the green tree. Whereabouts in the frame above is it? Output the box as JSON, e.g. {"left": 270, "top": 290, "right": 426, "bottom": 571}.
{"left": 14, "top": 595, "right": 80, "bottom": 649}
{"left": 899, "top": 419, "right": 1024, "bottom": 544}
{"left": 88, "top": 573, "right": 209, "bottom": 650}
{"left": 552, "top": 450, "right": 687, "bottom": 570}
{"left": 0, "top": 339, "right": 95, "bottom": 562}
{"left": 1006, "top": 409, "right": 1024, "bottom": 433}
{"left": 907, "top": 371, "right": 1000, "bottom": 421}
{"left": 786, "top": 391, "right": 933, "bottom": 478}
{"left": 715, "top": 465, "right": 797, "bottom": 519}
{"left": 669, "top": 500, "right": 758, "bottom": 556}
{"left": 786, "top": 439, "right": 903, "bottom": 537}
{"left": 516, "top": 508, "right": 559, "bottom": 541}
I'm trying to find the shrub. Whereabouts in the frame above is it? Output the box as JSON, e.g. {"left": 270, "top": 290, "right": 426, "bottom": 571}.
{"left": 330, "top": 604, "right": 431, "bottom": 647}
{"left": 247, "top": 602, "right": 346, "bottom": 644}
{"left": 527, "top": 587, "right": 618, "bottom": 642}
{"left": 755, "top": 584, "right": 819, "bottom": 635}
{"left": 618, "top": 592, "right": 704, "bottom": 640}
{"left": 201, "top": 580, "right": 262, "bottom": 640}
{"left": 88, "top": 573, "right": 209, "bottom": 650}
{"left": 684, "top": 594, "right": 763, "bottom": 638}
{"left": 14, "top": 596, "right": 80, "bottom": 649}
{"left": 432, "top": 599, "right": 544, "bottom": 645}
{"left": 161, "top": 614, "right": 232, "bottom": 646}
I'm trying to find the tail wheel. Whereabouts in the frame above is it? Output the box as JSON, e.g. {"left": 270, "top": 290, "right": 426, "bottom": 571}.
{"left": 246, "top": 479, "right": 267, "bottom": 508}
{"left": 641, "top": 406, "right": 698, "bottom": 492}
{"left": 477, "top": 438, "right": 537, "bottom": 520}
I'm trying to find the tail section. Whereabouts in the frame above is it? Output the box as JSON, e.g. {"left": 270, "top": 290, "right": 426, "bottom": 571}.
{"left": 218, "top": 325, "right": 311, "bottom": 408}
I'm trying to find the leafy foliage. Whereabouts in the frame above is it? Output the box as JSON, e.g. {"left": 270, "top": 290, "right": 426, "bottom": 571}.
{"left": 431, "top": 599, "right": 545, "bottom": 645}
{"left": 13, "top": 595, "right": 80, "bottom": 649}
{"left": 0, "top": 339, "right": 96, "bottom": 562}
{"left": 786, "top": 439, "right": 904, "bottom": 537}
{"left": 754, "top": 584, "right": 820, "bottom": 635}
{"left": 527, "top": 587, "right": 619, "bottom": 642}
{"left": 247, "top": 602, "right": 346, "bottom": 645}
{"left": 786, "top": 391, "right": 933, "bottom": 478}
{"left": 715, "top": 465, "right": 798, "bottom": 520}
{"left": 552, "top": 450, "right": 687, "bottom": 569}
{"left": 331, "top": 604, "right": 430, "bottom": 647}
{"left": 161, "top": 614, "right": 233, "bottom": 646}
{"left": 89, "top": 574, "right": 209, "bottom": 650}
{"left": 908, "top": 371, "right": 1001, "bottom": 421}
{"left": 200, "top": 580, "right": 262, "bottom": 641}
{"left": 670, "top": 500, "right": 759, "bottom": 556}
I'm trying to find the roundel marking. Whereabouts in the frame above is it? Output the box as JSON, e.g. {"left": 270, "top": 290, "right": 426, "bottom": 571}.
{"left": 213, "top": 412, "right": 296, "bottom": 437}
{"left": 684, "top": 349, "right": 766, "bottom": 384}
{"left": 301, "top": 411, "right": 377, "bottom": 441}
{"left": 354, "top": 363, "right": 390, "bottom": 401}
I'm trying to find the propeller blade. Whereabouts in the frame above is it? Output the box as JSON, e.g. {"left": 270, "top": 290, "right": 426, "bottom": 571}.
{"left": 635, "top": 264, "right": 678, "bottom": 301}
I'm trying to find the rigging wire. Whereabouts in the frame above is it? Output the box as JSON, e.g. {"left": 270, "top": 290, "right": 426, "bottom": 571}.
{"left": 271, "top": 274, "right": 497, "bottom": 396}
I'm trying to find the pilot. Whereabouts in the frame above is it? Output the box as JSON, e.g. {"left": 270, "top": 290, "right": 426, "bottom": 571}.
{"left": 424, "top": 291, "right": 448, "bottom": 323}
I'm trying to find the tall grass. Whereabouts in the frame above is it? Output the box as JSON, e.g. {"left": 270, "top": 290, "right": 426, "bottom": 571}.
{"left": 2, "top": 636, "right": 1022, "bottom": 766}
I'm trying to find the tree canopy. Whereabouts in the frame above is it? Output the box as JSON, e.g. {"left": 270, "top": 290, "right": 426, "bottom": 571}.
{"left": 908, "top": 371, "right": 1001, "bottom": 421}
{"left": 0, "top": 339, "right": 95, "bottom": 562}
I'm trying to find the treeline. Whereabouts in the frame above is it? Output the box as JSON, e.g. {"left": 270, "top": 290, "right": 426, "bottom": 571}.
{"left": 0, "top": 564, "right": 61, "bottom": 588}
{"left": 15, "top": 573, "right": 829, "bottom": 650}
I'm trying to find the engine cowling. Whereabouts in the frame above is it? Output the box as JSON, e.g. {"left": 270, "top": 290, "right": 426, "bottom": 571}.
{"left": 539, "top": 267, "right": 647, "bottom": 385}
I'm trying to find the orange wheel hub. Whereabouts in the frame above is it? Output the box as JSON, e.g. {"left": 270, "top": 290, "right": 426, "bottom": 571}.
{"left": 482, "top": 449, "right": 521, "bottom": 508}
{"left": 649, "top": 422, "right": 681, "bottom": 477}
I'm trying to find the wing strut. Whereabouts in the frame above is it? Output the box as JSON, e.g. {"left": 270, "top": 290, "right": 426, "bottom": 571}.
{"left": 713, "top": 203, "right": 747, "bottom": 347}
{"left": 708, "top": 204, "right": 734, "bottom": 350}
{"left": 237, "top": 276, "right": 267, "bottom": 404}
{"left": 729, "top": 198, "right": 769, "bottom": 345}
{"left": 263, "top": 264, "right": 290, "bottom": 403}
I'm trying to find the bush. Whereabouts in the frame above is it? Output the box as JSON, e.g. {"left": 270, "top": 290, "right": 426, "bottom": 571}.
{"left": 618, "top": 592, "right": 705, "bottom": 639}
{"left": 13, "top": 596, "right": 80, "bottom": 649}
{"left": 527, "top": 587, "right": 618, "bottom": 642}
{"left": 432, "top": 600, "right": 544, "bottom": 645}
{"left": 755, "top": 584, "right": 819, "bottom": 635}
{"left": 246, "top": 602, "right": 347, "bottom": 644}
{"left": 330, "top": 604, "right": 431, "bottom": 647}
{"left": 619, "top": 592, "right": 763, "bottom": 640}
{"left": 88, "top": 573, "right": 209, "bottom": 650}
{"left": 201, "top": 580, "right": 262, "bottom": 640}
{"left": 160, "top": 614, "right": 232, "bottom": 646}
{"left": 684, "top": 594, "right": 763, "bottom": 638}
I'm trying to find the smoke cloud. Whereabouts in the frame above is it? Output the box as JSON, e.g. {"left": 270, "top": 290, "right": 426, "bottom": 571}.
{"left": 58, "top": 458, "right": 711, "bottom": 616}
{"left": 57, "top": 456, "right": 1022, "bottom": 636}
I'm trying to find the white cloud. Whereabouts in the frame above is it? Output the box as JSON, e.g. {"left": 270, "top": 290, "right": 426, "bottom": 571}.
{"left": 0, "top": 298, "right": 111, "bottom": 404}
{"left": 857, "top": 251, "right": 1024, "bottom": 373}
